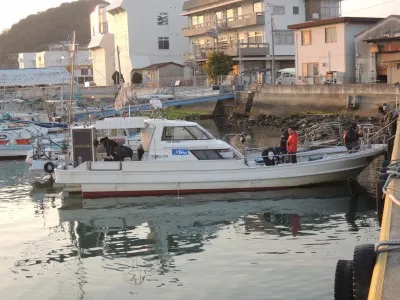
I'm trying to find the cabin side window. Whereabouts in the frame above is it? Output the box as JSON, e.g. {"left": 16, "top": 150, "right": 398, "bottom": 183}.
{"left": 162, "top": 126, "right": 212, "bottom": 141}
{"left": 191, "top": 150, "right": 223, "bottom": 160}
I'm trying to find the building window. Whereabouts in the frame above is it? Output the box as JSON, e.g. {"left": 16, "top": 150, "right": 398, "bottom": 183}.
{"left": 215, "top": 11, "right": 223, "bottom": 21}
{"left": 293, "top": 6, "right": 299, "bottom": 14}
{"left": 226, "top": 8, "right": 235, "bottom": 21}
{"left": 158, "top": 37, "right": 169, "bottom": 50}
{"left": 248, "top": 32, "right": 263, "bottom": 44}
{"left": 274, "top": 30, "right": 294, "bottom": 44}
{"left": 191, "top": 15, "right": 204, "bottom": 26}
{"left": 81, "top": 69, "right": 89, "bottom": 76}
{"left": 157, "top": 12, "right": 168, "bottom": 25}
{"left": 272, "top": 5, "right": 285, "bottom": 14}
{"left": 237, "top": 6, "right": 242, "bottom": 18}
{"left": 253, "top": 2, "right": 263, "bottom": 13}
{"left": 312, "top": 12, "right": 320, "bottom": 20}
{"left": 301, "top": 31, "right": 312, "bottom": 45}
{"left": 325, "top": 27, "right": 337, "bottom": 43}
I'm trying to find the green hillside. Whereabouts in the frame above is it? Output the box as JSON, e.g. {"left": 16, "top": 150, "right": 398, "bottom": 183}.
{"left": 0, "top": 0, "right": 106, "bottom": 69}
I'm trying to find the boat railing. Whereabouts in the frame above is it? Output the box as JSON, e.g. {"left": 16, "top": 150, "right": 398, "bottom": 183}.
{"left": 242, "top": 142, "right": 383, "bottom": 166}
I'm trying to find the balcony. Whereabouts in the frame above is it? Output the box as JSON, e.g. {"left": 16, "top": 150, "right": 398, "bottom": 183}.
{"left": 227, "top": 12, "right": 264, "bottom": 29}
{"left": 183, "top": 0, "right": 243, "bottom": 12}
{"left": 231, "top": 43, "right": 270, "bottom": 56}
{"left": 182, "top": 13, "right": 265, "bottom": 37}
{"left": 187, "top": 43, "right": 269, "bottom": 61}
{"left": 183, "top": 0, "right": 222, "bottom": 11}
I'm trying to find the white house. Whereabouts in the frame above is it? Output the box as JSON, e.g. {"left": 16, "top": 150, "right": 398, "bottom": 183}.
{"left": 18, "top": 53, "right": 37, "bottom": 69}
{"left": 288, "top": 17, "right": 381, "bottom": 84}
{"left": 88, "top": 0, "right": 188, "bottom": 87}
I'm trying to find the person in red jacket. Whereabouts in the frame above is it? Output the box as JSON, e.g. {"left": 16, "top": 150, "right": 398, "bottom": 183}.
{"left": 286, "top": 127, "right": 298, "bottom": 164}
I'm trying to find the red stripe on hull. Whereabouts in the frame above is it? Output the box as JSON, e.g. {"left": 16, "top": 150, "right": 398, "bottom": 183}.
{"left": 81, "top": 182, "right": 346, "bottom": 198}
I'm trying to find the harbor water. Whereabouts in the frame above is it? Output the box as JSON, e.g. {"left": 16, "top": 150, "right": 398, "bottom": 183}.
{"left": 0, "top": 121, "right": 381, "bottom": 300}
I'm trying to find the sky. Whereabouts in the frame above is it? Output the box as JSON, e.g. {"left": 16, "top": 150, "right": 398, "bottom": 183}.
{"left": 0, "top": 0, "right": 397, "bottom": 32}
{"left": 0, "top": 0, "right": 77, "bottom": 32}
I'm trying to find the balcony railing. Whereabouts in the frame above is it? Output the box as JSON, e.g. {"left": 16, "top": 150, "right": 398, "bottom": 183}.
{"left": 185, "top": 42, "right": 269, "bottom": 60}
{"left": 182, "top": 13, "right": 265, "bottom": 37}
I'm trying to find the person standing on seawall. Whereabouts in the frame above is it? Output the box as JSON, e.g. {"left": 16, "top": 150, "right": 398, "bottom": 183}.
{"left": 286, "top": 126, "right": 298, "bottom": 164}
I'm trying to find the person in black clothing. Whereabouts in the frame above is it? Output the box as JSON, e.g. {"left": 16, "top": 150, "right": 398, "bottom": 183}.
{"left": 279, "top": 128, "right": 289, "bottom": 163}
{"left": 100, "top": 137, "right": 119, "bottom": 157}
{"left": 345, "top": 122, "right": 362, "bottom": 151}
{"left": 279, "top": 129, "right": 289, "bottom": 154}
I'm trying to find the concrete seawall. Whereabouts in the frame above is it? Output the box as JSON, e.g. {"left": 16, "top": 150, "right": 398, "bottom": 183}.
{"left": 252, "top": 84, "right": 400, "bottom": 117}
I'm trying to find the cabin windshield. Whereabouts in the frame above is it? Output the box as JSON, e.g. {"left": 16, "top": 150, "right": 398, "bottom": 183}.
{"left": 125, "top": 128, "right": 141, "bottom": 137}
{"left": 162, "top": 126, "right": 212, "bottom": 141}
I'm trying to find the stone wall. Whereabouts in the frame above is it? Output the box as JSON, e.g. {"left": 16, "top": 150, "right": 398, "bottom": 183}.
{"left": 251, "top": 84, "right": 400, "bottom": 117}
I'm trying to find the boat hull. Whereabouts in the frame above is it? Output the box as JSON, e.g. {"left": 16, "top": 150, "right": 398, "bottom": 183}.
{"left": 56, "top": 146, "right": 384, "bottom": 199}
{"left": 0, "top": 145, "right": 32, "bottom": 159}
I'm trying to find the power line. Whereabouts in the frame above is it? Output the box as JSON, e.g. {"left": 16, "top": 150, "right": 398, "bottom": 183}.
{"left": 342, "top": 0, "right": 399, "bottom": 15}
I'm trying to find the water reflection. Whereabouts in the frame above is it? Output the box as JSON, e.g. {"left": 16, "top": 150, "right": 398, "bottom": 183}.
{"left": 14, "top": 181, "right": 375, "bottom": 270}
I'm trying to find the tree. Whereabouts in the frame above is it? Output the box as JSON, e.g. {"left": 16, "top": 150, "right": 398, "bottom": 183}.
{"left": 112, "top": 71, "right": 125, "bottom": 86}
{"left": 131, "top": 72, "right": 143, "bottom": 85}
{"left": 203, "top": 51, "right": 233, "bottom": 84}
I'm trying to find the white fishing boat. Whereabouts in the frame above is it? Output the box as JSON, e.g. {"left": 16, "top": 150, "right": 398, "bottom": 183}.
{"left": 54, "top": 117, "right": 386, "bottom": 198}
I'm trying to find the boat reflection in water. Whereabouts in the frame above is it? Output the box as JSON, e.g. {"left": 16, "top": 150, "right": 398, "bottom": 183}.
{"left": 25, "top": 181, "right": 373, "bottom": 264}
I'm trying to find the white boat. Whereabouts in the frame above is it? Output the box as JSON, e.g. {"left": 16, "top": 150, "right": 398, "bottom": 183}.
{"left": 54, "top": 117, "right": 386, "bottom": 198}
{"left": 0, "top": 119, "right": 66, "bottom": 159}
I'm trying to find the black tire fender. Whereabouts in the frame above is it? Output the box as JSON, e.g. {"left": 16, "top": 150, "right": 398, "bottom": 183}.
{"left": 334, "top": 259, "right": 354, "bottom": 300}
{"left": 378, "top": 173, "right": 389, "bottom": 180}
{"left": 353, "top": 244, "right": 376, "bottom": 300}
{"left": 376, "top": 179, "right": 386, "bottom": 227}
{"left": 381, "top": 160, "right": 390, "bottom": 168}
{"left": 44, "top": 162, "right": 55, "bottom": 174}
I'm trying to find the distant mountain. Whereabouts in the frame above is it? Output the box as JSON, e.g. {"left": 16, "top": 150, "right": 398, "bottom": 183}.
{"left": 0, "top": 0, "right": 107, "bottom": 69}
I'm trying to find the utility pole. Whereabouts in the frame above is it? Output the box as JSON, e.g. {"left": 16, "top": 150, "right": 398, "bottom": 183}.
{"left": 238, "top": 39, "right": 243, "bottom": 86}
{"left": 215, "top": 13, "right": 219, "bottom": 52}
{"left": 116, "top": 45, "right": 122, "bottom": 87}
{"left": 192, "top": 43, "right": 197, "bottom": 87}
{"left": 270, "top": 13, "right": 275, "bottom": 85}
{"left": 68, "top": 31, "right": 76, "bottom": 127}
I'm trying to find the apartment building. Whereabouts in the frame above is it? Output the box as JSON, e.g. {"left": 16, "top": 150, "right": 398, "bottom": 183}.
{"left": 35, "top": 49, "right": 93, "bottom": 85}
{"left": 18, "top": 53, "right": 36, "bottom": 69}
{"left": 88, "top": 0, "right": 188, "bottom": 86}
{"left": 181, "top": 0, "right": 342, "bottom": 83}
{"left": 88, "top": 3, "right": 115, "bottom": 86}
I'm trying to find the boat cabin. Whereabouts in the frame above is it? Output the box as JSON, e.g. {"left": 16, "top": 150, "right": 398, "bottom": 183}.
{"left": 69, "top": 117, "right": 242, "bottom": 166}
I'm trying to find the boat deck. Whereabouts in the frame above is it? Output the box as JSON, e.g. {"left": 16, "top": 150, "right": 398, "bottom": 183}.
{"left": 369, "top": 120, "right": 400, "bottom": 300}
